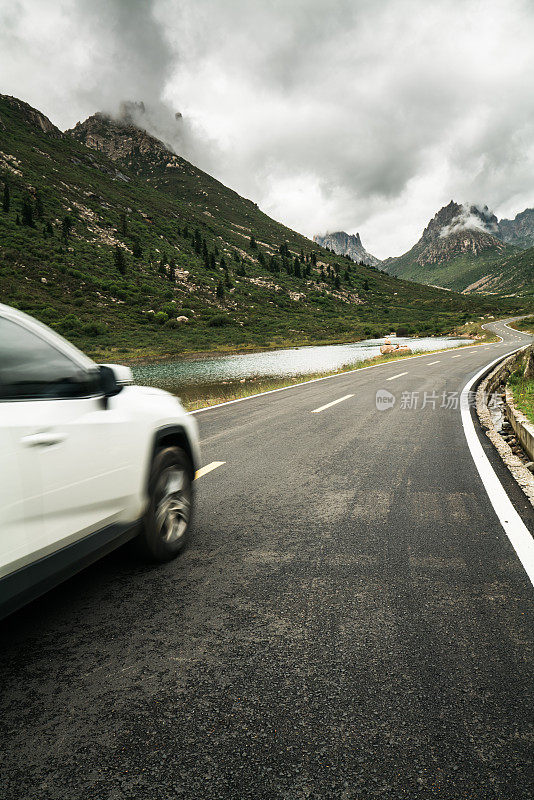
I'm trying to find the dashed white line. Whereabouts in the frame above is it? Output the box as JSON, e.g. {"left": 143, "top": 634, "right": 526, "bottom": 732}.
{"left": 451, "top": 355, "right": 462, "bottom": 359}
{"left": 427, "top": 360, "right": 440, "bottom": 365}
{"left": 311, "top": 394, "right": 354, "bottom": 413}
{"left": 195, "top": 461, "right": 226, "bottom": 480}
{"left": 386, "top": 371, "right": 409, "bottom": 381}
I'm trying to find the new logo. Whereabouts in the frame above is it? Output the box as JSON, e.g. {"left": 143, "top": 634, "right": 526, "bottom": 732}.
{"left": 376, "top": 389, "right": 396, "bottom": 411}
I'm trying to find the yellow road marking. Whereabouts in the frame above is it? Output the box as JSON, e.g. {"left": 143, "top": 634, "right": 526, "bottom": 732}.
{"left": 195, "top": 461, "right": 226, "bottom": 480}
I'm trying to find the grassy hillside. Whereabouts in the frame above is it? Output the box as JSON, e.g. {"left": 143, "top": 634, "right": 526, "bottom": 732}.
{"left": 492, "top": 248, "right": 534, "bottom": 295}
{"left": 387, "top": 245, "right": 534, "bottom": 295}
{"left": 385, "top": 248, "right": 517, "bottom": 293}
{"left": 0, "top": 95, "right": 528, "bottom": 362}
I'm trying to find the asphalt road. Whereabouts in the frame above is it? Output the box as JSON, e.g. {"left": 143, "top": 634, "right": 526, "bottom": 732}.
{"left": 1, "top": 320, "right": 533, "bottom": 800}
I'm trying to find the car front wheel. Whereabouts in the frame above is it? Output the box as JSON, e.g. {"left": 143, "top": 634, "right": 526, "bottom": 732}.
{"left": 138, "top": 446, "right": 194, "bottom": 562}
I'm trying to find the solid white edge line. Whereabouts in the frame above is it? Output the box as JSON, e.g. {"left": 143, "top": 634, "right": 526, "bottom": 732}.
{"left": 460, "top": 350, "right": 534, "bottom": 588}
{"left": 190, "top": 326, "right": 505, "bottom": 415}
{"left": 195, "top": 461, "right": 225, "bottom": 480}
{"left": 311, "top": 393, "right": 354, "bottom": 413}
{"left": 386, "top": 371, "right": 409, "bottom": 381}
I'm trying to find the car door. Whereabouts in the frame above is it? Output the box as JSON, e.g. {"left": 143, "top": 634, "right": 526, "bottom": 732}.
{"left": 0, "top": 315, "right": 136, "bottom": 565}
{"left": 0, "top": 420, "right": 39, "bottom": 582}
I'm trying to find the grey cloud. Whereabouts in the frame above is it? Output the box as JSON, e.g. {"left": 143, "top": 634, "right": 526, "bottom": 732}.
{"left": 2, "top": 0, "right": 534, "bottom": 257}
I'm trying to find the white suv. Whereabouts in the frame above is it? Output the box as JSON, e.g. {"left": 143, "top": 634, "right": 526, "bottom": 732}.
{"left": 0, "top": 303, "right": 200, "bottom": 618}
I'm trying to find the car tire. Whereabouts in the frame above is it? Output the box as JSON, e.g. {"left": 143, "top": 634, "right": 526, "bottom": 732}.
{"left": 138, "top": 446, "right": 194, "bottom": 562}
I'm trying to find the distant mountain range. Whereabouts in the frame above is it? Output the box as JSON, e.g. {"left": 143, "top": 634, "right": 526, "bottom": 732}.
{"left": 382, "top": 201, "right": 534, "bottom": 294}
{"left": 312, "top": 231, "right": 380, "bottom": 266}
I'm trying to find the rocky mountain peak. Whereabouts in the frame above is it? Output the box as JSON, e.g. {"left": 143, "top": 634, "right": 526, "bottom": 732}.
{"left": 421, "top": 201, "right": 499, "bottom": 242}
{"left": 67, "top": 111, "right": 183, "bottom": 176}
{"left": 497, "top": 207, "right": 534, "bottom": 248}
{"left": 312, "top": 230, "right": 380, "bottom": 266}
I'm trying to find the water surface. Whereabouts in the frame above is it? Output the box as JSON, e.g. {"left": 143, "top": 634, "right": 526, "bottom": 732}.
{"left": 133, "top": 335, "right": 467, "bottom": 389}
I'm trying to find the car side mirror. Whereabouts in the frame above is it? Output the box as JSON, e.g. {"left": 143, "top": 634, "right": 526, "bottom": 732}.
{"left": 98, "top": 364, "right": 133, "bottom": 407}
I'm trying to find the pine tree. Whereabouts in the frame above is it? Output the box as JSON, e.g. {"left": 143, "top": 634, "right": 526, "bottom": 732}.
{"left": 279, "top": 242, "right": 289, "bottom": 258}
{"left": 220, "top": 256, "right": 227, "bottom": 272}
{"left": 250, "top": 234, "right": 256, "bottom": 249}
{"left": 293, "top": 256, "right": 301, "bottom": 278}
{"left": 46, "top": 221, "right": 54, "bottom": 237}
{"left": 202, "top": 240, "right": 209, "bottom": 267}
{"left": 216, "top": 280, "right": 225, "bottom": 299}
{"left": 183, "top": 225, "right": 189, "bottom": 238}
{"left": 2, "top": 182, "right": 9, "bottom": 213}
{"left": 120, "top": 213, "right": 128, "bottom": 236}
{"left": 257, "top": 251, "right": 265, "bottom": 266}
{"left": 300, "top": 248, "right": 305, "bottom": 262}
{"left": 35, "top": 191, "right": 44, "bottom": 219}
{"left": 311, "top": 252, "right": 317, "bottom": 267}
{"left": 15, "top": 213, "right": 20, "bottom": 225}
{"left": 21, "top": 196, "right": 34, "bottom": 227}
{"left": 209, "top": 252, "right": 216, "bottom": 270}
{"left": 194, "top": 229, "right": 202, "bottom": 254}
{"left": 158, "top": 258, "right": 166, "bottom": 276}
{"left": 114, "top": 245, "right": 126, "bottom": 275}
{"left": 168, "top": 259, "right": 175, "bottom": 282}
{"left": 62, "top": 215, "right": 72, "bottom": 241}
{"left": 132, "top": 239, "right": 142, "bottom": 258}
{"left": 334, "top": 275, "right": 341, "bottom": 290}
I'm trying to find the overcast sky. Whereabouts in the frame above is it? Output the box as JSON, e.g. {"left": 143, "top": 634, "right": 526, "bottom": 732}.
{"left": 2, "top": 0, "right": 534, "bottom": 257}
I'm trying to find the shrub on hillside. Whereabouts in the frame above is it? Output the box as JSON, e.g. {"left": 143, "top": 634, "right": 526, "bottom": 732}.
{"left": 82, "top": 322, "right": 105, "bottom": 336}
{"left": 208, "top": 314, "right": 233, "bottom": 327}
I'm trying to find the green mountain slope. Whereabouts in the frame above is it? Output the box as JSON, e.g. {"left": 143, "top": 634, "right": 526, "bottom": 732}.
{"left": 482, "top": 247, "right": 534, "bottom": 295}
{"left": 0, "top": 96, "right": 527, "bottom": 361}
{"left": 386, "top": 248, "right": 517, "bottom": 293}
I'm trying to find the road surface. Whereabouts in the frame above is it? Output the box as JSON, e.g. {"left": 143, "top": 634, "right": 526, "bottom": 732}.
{"left": 1, "top": 319, "right": 533, "bottom": 799}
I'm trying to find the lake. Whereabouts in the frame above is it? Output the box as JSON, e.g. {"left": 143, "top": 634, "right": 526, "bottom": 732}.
{"left": 132, "top": 335, "right": 468, "bottom": 391}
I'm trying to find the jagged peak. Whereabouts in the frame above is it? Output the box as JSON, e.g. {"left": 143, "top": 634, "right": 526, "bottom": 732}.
{"left": 313, "top": 230, "right": 380, "bottom": 266}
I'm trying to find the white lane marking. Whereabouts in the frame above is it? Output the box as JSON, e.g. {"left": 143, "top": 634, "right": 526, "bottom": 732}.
{"left": 427, "top": 360, "right": 440, "bottom": 365}
{"left": 311, "top": 394, "right": 354, "bottom": 413}
{"left": 460, "top": 354, "right": 534, "bottom": 588}
{"left": 451, "top": 355, "right": 462, "bottom": 359}
{"left": 195, "top": 461, "right": 225, "bottom": 480}
{"left": 192, "top": 323, "right": 508, "bottom": 414}
{"left": 386, "top": 371, "right": 409, "bottom": 381}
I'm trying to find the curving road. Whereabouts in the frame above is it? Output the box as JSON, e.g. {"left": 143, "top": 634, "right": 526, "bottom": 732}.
{"left": 1, "top": 319, "right": 533, "bottom": 799}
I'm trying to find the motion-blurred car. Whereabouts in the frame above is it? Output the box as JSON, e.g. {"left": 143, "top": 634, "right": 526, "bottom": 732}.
{"left": 0, "top": 303, "right": 200, "bottom": 618}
